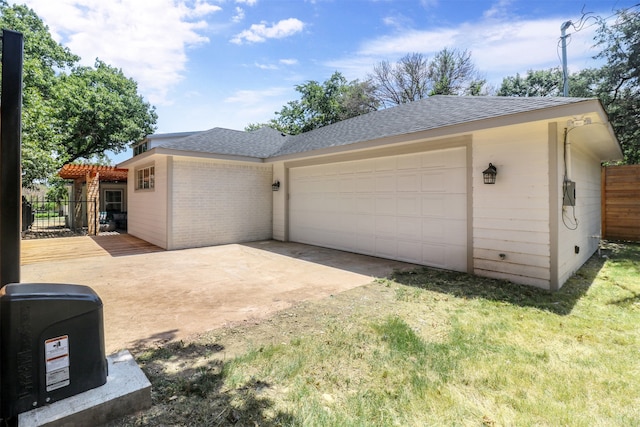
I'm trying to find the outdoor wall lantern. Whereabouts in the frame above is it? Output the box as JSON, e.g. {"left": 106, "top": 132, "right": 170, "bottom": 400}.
{"left": 272, "top": 180, "right": 280, "bottom": 191}
{"left": 482, "top": 163, "right": 497, "bottom": 184}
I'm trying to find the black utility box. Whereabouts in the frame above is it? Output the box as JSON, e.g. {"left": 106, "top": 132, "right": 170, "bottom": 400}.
{"left": 0, "top": 283, "right": 108, "bottom": 418}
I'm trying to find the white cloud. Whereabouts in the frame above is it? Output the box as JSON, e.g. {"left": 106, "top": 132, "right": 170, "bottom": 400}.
{"left": 254, "top": 62, "right": 278, "bottom": 70}
{"left": 230, "top": 18, "right": 305, "bottom": 44}
{"left": 236, "top": 0, "right": 257, "bottom": 5}
{"left": 232, "top": 7, "right": 245, "bottom": 23}
{"left": 483, "top": 0, "right": 514, "bottom": 20}
{"left": 327, "top": 11, "right": 600, "bottom": 87}
{"left": 187, "top": 0, "right": 223, "bottom": 18}
{"left": 12, "top": 0, "right": 222, "bottom": 105}
{"left": 224, "top": 87, "right": 289, "bottom": 105}
{"left": 251, "top": 58, "right": 298, "bottom": 70}
{"left": 456, "top": 18, "right": 599, "bottom": 81}
{"left": 215, "top": 86, "right": 294, "bottom": 128}
{"left": 359, "top": 28, "right": 459, "bottom": 57}
{"left": 420, "top": 0, "right": 438, "bottom": 8}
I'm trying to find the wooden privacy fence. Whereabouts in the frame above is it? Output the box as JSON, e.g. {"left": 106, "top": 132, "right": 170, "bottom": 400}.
{"left": 602, "top": 165, "right": 640, "bottom": 241}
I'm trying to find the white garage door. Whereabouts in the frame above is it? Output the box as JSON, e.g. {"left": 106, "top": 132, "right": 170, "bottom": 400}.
{"left": 289, "top": 147, "right": 468, "bottom": 272}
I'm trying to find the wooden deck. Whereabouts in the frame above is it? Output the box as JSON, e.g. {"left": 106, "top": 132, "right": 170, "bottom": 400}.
{"left": 21, "top": 234, "right": 164, "bottom": 265}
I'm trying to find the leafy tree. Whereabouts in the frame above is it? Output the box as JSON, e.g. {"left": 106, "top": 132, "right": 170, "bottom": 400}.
{"left": 244, "top": 123, "right": 265, "bottom": 132}
{"left": 593, "top": 7, "right": 640, "bottom": 164}
{"left": 428, "top": 48, "right": 486, "bottom": 96}
{"left": 54, "top": 60, "right": 156, "bottom": 163}
{"left": 370, "top": 49, "right": 486, "bottom": 107}
{"left": 1, "top": 2, "right": 77, "bottom": 185}
{"left": 565, "top": 68, "right": 605, "bottom": 98}
{"left": 497, "top": 67, "right": 603, "bottom": 97}
{"left": 251, "top": 72, "right": 379, "bottom": 135}
{"left": 497, "top": 68, "right": 564, "bottom": 97}
{"left": 497, "top": 7, "right": 639, "bottom": 164}
{"left": 45, "top": 176, "right": 69, "bottom": 202}
{"left": 340, "top": 78, "right": 379, "bottom": 118}
{"left": 0, "top": 1, "right": 156, "bottom": 186}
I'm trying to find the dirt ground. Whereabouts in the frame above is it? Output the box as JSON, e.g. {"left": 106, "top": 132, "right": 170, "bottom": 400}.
{"left": 20, "top": 236, "right": 415, "bottom": 354}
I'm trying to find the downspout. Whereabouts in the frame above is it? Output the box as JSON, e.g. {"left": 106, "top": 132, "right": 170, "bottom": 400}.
{"left": 549, "top": 123, "right": 560, "bottom": 291}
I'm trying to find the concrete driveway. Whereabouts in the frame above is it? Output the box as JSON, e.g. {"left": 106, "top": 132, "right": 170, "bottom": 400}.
{"left": 20, "top": 237, "right": 415, "bottom": 354}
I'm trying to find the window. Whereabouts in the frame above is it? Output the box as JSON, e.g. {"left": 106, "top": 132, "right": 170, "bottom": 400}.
{"left": 136, "top": 165, "right": 155, "bottom": 190}
{"left": 104, "top": 190, "right": 123, "bottom": 212}
{"left": 134, "top": 141, "right": 148, "bottom": 156}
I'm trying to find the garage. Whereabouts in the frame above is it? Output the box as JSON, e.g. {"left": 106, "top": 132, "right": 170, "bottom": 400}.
{"left": 289, "top": 146, "right": 468, "bottom": 272}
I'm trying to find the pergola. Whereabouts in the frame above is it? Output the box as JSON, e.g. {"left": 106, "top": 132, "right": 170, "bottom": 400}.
{"left": 58, "top": 164, "right": 128, "bottom": 182}
{"left": 58, "top": 164, "right": 128, "bottom": 235}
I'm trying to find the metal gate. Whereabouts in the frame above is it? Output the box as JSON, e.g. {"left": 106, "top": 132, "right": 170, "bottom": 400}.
{"left": 22, "top": 196, "right": 98, "bottom": 239}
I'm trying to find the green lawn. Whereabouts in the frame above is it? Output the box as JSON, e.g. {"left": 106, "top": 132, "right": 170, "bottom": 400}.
{"left": 117, "top": 242, "right": 640, "bottom": 426}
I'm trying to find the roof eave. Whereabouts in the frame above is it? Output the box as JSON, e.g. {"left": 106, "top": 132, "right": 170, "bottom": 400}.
{"left": 118, "top": 147, "right": 266, "bottom": 165}
{"left": 267, "top": 98, "right": 621, "bottom": 162}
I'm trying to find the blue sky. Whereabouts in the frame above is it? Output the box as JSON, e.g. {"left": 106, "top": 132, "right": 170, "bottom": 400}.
{"left": 10, "top": 0, "right": 638, "bottom": 163}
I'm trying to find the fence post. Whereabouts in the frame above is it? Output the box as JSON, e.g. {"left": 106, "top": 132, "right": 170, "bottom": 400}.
{"left": 601, "top": 166, "right": 606, "bottom": 240}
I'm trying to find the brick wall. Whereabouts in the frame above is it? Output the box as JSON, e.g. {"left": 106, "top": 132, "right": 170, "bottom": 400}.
{"left": 169, "top": 158, "right": 273, "bottom": 249}
{"left": 87, "top": 172, "right": 100, "bottom": 235}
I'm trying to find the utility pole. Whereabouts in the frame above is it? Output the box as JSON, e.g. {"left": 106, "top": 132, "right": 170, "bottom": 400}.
{"left": 560, "top": 21, "right": 572, "bottom": 97}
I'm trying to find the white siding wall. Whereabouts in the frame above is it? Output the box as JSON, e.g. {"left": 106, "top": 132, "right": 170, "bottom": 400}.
{"left": 473, "top": 122, "right": 552, "bottom": 289}
{"left": 169, "top": 158, "right": 273, "bottom": 250}
{"left": 556, "top": 141, "right": 602, "bottom": 286}
{"left": 127, "top": 156, "right": 169, "bottom": 248}
{"left": 272, "top": 162, "right": 287, "bottom": 241}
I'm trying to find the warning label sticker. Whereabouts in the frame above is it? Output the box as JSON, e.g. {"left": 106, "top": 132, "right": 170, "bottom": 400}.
{"left": 46, "top": 367, "right": 70, "bottom": 391}
{"left": 45, "top": 336, "right": 70, "bottom": 391}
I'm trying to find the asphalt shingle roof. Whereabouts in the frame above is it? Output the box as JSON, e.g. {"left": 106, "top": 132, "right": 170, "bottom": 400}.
{"left": 156, "top": 96, "right": 594, "bottom": 159}
{"left": 159, "top": 126, "right": 286, "bottom": 158}
{"left": 274, "top": 95, "right": 591, "bottom": 156}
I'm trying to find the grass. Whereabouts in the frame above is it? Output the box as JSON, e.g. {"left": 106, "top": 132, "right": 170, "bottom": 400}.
{"left": 113, "top": 242, "right": 640, "bottom": 426}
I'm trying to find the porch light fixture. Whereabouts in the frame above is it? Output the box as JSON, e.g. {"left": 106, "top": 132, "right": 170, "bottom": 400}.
{"left": 272, "top": 180, "right": 280, "bottom": 191}
{"left": 482, "top": 163, "right": 497, "bottom": 184}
